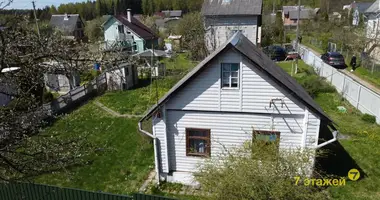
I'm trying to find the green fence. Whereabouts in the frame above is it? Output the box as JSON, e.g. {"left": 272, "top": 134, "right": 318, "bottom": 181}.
{"left": 0, "top": 183, "right": 177, "bottom": 200}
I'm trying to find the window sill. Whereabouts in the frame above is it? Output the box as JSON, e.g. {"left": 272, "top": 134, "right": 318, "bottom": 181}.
{"left": 221, "top": 87, "right": 240, "bottom": 90}
{"left": 186, "top": 153, "right": 210, "bottom": 158}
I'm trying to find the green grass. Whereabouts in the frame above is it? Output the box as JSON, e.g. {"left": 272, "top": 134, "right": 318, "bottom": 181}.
{"left": 352, "top": 67, "right": 380, "bottom": 89}
{"left": 278, "top": 61, "right": 380, "bottom": 200}
{"left": 35, "top": 102, "right": 154, "bottom": 195}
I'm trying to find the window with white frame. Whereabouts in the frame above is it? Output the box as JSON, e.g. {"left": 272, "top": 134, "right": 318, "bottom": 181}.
{"left": 221, "top": 63, "right": 239, "bottom": 88}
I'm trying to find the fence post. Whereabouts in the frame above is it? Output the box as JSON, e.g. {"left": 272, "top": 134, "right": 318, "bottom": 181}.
{"left": 357, "top": 85, "right": 362, "bottom": 109}
{"left": 372, "top": 62, "right": 375, "bottom": 74}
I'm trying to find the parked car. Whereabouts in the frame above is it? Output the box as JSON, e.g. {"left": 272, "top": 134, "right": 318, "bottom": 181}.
{"left": 263, "top": 45, "right": 287, "bottom": 61}
{"left": 283, "top": 43, "right": 295, "bottom": 53}
{"left": 321, "top": 52, "right": 347, "bottom": 69}
{"left": 285, "top": 51, "right": 301, "bottom": 60}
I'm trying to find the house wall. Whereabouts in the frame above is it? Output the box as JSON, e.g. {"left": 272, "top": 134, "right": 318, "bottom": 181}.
{"left": 365, "top": 17, "right": 380, "bottom": 61}
{"left": 104, "top": 17, "right": 145, "bottom": 53}
{"left": 204, "top": 16, "right": 258, "bottom": 52}
{"left": 106, "top": 64, "right": 137, "bottom": 90}
{"left": 45, "top": 73, "right": 80, "bottom": 93}
{"left": 153, "top": 49, "right": 321, "bottom": 184}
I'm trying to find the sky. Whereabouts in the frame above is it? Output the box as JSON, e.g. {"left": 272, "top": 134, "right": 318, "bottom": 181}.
{"left": 6, "top": 0, "right": 88, "bottom": 9}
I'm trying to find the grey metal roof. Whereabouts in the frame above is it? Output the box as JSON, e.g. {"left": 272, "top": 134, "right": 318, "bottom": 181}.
{"left": 162, "top": 10, "right": 182, "bottom": 17}
{"left": 365, "top": 0, "right": 380, "bottom": 13}
{"left": 49, "top": 14, "right": 82, "bottom": 33}
{"left": 133, "top": 49, "right": 169, "bottom": 58}
{"left": 353, "top": 2, "right": 372, "bottom": 13}
{"left": 139, "top": 32, "right": 332, "bottom": 123}
{"left": 201, "top": 0, "right": 263, "bottom": 16}
{"left": 282, "top": 6, "right": 305, "bottom": 14}
{"left": 289, "top": 9, "right": 315, "bottom": 19}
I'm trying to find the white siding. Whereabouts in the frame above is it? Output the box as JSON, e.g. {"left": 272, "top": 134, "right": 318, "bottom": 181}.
{"left": 306, "top": 111, "right": 321, "bottom": 148}
{"left": 167, "top": 50, "right": 306, "bottom": 115}
{"left": 153, "top": 113, "right": 168, "bottom": 173}
{"left": 165, "top": 110, "right": 305, "bottom": 172}
{"left": 205, "top": 16, "right": 258, "bottom": 52}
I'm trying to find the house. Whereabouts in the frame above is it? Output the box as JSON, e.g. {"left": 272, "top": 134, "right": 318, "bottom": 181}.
{"left": 106, "top": 63, "right": 138, "bottom": 91}
{"left": 49, "top": 14, "right": 85, "bottom": 40}
{"left": 364, "top": 0, "right": 380, "bottom": 60}
{"left": 350, "top": 2, "right": 372, "bottom": 26}
{"left": 282, "top": 6, "right": 318, "bottom": 28}
{"left": 0, "top": 67, "right": 19, "bottom": 106}
{"left": 138, "top": 32, "right": 337, "bottom": 185}
{"left": 202, "top": 0, "right": 263, "bottom": 52}
{"left": 102, "top": 9, "right": 158, "bottom": 53}
{"left": 43, "top": 61, "right": 81, "bottom": 93}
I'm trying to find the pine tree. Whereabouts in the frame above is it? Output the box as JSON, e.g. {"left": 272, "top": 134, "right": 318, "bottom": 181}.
{"left": 96, "top": 0, "right": 103, "bottom": 16}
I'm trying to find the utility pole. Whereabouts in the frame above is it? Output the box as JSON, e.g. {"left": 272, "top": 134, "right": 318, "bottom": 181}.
{"left": 295, "top": 0, "right": 301, "bottom": 74}
{"left": 32, "top": 1, "right": 40, "bottom": 38}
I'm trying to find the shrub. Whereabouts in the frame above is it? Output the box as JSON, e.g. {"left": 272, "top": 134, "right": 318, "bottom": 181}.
{"left": 195, "top": 141, "right": 328, "bottom": 200}
{"left": 361, "top": 114, "right": 377, "bottom": 124}
{"left": 43, "top": 91, "right": 54, "bottom": 103}
{"left": 81, "top": 70, "right": 101, "bottom": 83}
{"left": 296, "top": 75, "right": 335, "bottom": 98}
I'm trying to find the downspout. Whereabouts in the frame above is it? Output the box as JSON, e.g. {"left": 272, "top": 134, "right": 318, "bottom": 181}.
{"left": 316, "top": 130, "right": 339, "bottom": 149}
{"left": 138, "top": 121, "right": 160, "bottom": 184}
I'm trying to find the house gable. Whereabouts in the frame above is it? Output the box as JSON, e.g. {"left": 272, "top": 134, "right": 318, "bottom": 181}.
{"left": 165, "top": 48, "right": 306, "bottom": 115}
{"left": 103, "top": 17, "right": 144, "bottom": 42}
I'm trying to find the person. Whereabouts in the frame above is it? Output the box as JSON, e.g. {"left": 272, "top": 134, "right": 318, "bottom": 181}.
{"left": 350, "top": 55, "right": 357, "bottom": 72}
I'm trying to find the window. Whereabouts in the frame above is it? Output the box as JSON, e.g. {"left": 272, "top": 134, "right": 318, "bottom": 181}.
{"left": 118, "top": 25, "right": 124, "bottom": 33}
{"left": 186, "top": 128, "right": 211, "bottom": 157}
{"left": 253, "top": 130, "right": 281, "bottom": 145}
{"left": 221, "top": 63, "right": 239, "bottom": 88}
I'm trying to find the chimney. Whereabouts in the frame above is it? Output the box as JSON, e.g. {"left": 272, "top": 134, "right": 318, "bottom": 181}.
{"left": 127, "top": 9, "right": 131, "bottom": 22}
{"left": 64, "top": 13, "right": 69, "bottom": 20}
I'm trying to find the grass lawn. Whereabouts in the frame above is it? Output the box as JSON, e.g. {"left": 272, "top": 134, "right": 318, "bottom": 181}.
{"left": 352, "top": 67, "right": 380, "bottom": 89}
{"left": 35, "top": 102, "right": 154, "bottom": 195}
{"left": 278, "top": 61, "right": 380, "bottom": 200}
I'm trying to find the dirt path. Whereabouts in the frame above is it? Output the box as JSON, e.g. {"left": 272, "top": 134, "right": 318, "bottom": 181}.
{"left": 94, "top": 101, "right": 143, "bottom": 118}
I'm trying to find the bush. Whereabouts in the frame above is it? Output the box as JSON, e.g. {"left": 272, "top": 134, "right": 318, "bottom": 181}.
{"left": 361, "top": 114, "right": 377, "bottom": 124}
{"left": 43, "top": 91, "right": 54, "bottom": 103}
{"left": 195, "top": 141, "right": 328, "bottom": 200}
{"left": 80, "top": 70, "right": 101, "bottom": 83}
{"left": 296, "top": 75, "right": 335, "bottom": 98}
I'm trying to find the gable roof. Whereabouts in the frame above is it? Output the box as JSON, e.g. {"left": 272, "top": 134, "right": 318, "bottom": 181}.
{"left": 49, "top": 14, "right": 82, "bottom": 33}
{"left": 202, "top": 0, "right": 262, "bottom": 16}
{"left": 282, "top": 6, "right": 305, "bottom": 14}
{"left": 162, "top": 10, "right": 182, "bottom": 17}
{"left": 289, "top": 9, "right": 315, "bottom": 19}
{"left": 140, "top": 32, "right": 332, "bottom": 123}
{"left": 365, "top": 0, "right": 380, "bottom": 13}
{"left": 353, "top": 2, "right": 372, "bottom": 13}
{"left": 104, "top": 15, "right": 157, "bottom": 40}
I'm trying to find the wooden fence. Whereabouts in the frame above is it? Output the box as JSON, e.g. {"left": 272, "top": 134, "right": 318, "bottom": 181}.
{"left": 43, "top": 73, "right": 107, "bottom": 116}
{"left": 0, "top": 182, "right": 177, "bottom": 200}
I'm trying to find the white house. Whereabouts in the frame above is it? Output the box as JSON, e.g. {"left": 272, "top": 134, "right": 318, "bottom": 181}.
{"left": 364, "top": 0, "right": 380, "bottom": 60}
{"left": 106, "top": 63, "right": 138, "bottom": 91}
{"left": 102, "top": 9, "right": 158, "bottom": 53}
{"left": 202, "top": 0, "right": 263, "bottom": 52}
{"left": 138, "top": 33, "right": 337, "bottom": 185}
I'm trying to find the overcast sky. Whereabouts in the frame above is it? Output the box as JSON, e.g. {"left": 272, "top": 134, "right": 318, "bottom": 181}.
{"left": 6, "top": 0, "right": 88, "bottom": 9}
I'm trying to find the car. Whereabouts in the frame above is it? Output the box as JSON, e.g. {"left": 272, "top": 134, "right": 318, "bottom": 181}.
{"left": 321, "top": 52, "right": 347, "bottom": 69}
{"left": 263, "top": 45, "right": 287, "bottom": 61}
{"left": 285, "top": 51, "right": 301, "bottom": 60}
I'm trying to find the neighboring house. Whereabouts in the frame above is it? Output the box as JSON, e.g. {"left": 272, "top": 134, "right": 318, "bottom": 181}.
{"left": 49, "top": 14, "right": 85, "bottom": 40}
{"left": 102, "top": 9, "right": 158, "bottom": 53}
{"left": 282, "top": 6, "right": 318, "bottom": 28}
{"left": 0, "top": 67, "right": 19, "bottom": 106}
{"left": 43, "top": 62, "right": 81, "bottom": 93}
{"left": 351, "top": 2, "right": 372, "bottom": 26}
{"left": 202, "top": 0, "right": 263, "bottom": 52}
{"left": 138, "top": 32, "right": 336, "bottom": 185}
{"left": 364, "top": 0, "right": 380, "bottom": 60}
{"left": 106, "top": 63, "right": 138, "bottom": 91}
{"left": 161, "top": 10, "right": 182, "bottom": 18}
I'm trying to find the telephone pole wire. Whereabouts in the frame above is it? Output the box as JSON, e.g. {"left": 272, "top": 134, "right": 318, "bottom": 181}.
{"left": 32, "top": 1, "right": 41, "bottom": 38}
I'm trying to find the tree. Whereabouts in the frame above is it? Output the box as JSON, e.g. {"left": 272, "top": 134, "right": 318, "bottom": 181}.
{"left": 194, "top": 139, "right": 328, "bottom": 200}
{"left": 84, "top": 17, "right": 104, "bottom": 42}
{"left": 176, "top": 12, "right": 207, "bottom": 60}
